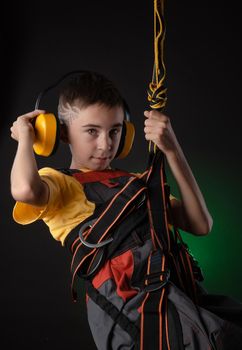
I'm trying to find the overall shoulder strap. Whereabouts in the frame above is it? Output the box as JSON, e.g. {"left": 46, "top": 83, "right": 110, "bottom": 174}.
{"left": 57, "top": 168, "right": 134, "bottom": 188}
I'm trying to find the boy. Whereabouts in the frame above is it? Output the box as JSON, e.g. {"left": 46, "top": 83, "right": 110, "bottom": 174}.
{"left": 10, "top": 71, "right": 224, "bottom": 349}
{"left": 10, "top": 71, "right": 212, "bottom": 237}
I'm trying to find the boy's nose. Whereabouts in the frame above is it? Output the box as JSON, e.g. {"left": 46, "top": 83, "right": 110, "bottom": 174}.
{"left": 97, "top": 134, "right": 112, "bottom": 151}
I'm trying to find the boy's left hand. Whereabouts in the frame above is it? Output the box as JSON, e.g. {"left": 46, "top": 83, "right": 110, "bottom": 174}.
{"left": 144, "top": 110, "right": 179, "bottom": 156}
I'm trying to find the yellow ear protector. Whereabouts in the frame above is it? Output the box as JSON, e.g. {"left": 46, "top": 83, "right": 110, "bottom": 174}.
{"left": 32, "top": 112, "right": 60, "bottom": 157}
{"left": 33, "top": 71, "right": 135, "bottom": 158}
{"left": 115, "top": 100, "right": 135, "bottom": 159}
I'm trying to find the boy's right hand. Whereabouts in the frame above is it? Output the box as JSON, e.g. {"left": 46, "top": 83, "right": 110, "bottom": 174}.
{"left": 10, "top": 109, "right": 45, "bottom": 144}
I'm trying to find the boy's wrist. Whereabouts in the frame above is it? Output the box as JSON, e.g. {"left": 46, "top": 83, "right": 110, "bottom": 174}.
{"left": 165, "top": 143, "right": 182, "bottom": 162}
{"left": 18, "top": 137, "right": 35, "bottom": 149}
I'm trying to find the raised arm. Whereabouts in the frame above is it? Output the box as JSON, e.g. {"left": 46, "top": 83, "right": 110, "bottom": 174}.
{"left": 144, "top": 110, "right": 213, "bottom": 236}
{"left": 10, "top": 110, "right": 49, "bottom": 206}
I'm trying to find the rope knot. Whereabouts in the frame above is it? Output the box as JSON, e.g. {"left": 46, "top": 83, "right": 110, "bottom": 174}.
{"left": 147, "top": 81, "right": 167, "bottom": 110}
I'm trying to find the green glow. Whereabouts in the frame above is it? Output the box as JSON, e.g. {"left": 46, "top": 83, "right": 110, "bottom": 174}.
{"left": 167, "top": 156, "right": 242, "bottom": 301}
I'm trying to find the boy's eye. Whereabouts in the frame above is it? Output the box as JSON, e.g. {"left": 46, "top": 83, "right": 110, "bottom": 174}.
{"left": 87, "top": 129, "right": 97, "bottom": 135}
{"left": 110, "top": 129, "right": 120, "bottom": 137}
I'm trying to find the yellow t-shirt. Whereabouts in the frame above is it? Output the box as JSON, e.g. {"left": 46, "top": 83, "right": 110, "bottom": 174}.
{"left": 13, "top": 167, "right": 176, "bottom": 246}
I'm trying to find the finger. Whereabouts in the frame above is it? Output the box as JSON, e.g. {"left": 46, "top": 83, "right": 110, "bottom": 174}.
{"left": 18, "top": 109, "right": 46, "bottom": 120}
{"left": 144, "top": 132, "right": 161, "bottom": 144}
{"left": 144, "top": 125, "right": 161, "bottom": 134}
{"left": 144, "top": 110, "right": 169, "bottom": 122}
{"left": 144, "top": 119, "right": 168, "bottom": 131}
{"left": 11, "top": 132, "right": 18, "bottom": 141}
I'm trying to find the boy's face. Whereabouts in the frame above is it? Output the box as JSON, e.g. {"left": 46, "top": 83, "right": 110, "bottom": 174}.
{"left": 64, "top": 103, "right": 124, "bottom": 170}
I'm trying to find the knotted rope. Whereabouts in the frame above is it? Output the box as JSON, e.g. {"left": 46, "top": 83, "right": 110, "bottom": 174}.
{"left": 147, "top": 0, "right": 167, "bottom": 153}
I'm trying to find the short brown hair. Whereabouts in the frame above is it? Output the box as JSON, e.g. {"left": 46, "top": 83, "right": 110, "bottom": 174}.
{"left": 58, "top": 71, "right": 125, "bottom": 119}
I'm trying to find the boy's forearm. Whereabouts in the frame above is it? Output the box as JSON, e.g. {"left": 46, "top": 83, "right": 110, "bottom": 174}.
{"left": 166, "top": 144, "right": 213, "bottom": 235}
{"left": 11, "top": 140, "right": 46, "bottom": 204}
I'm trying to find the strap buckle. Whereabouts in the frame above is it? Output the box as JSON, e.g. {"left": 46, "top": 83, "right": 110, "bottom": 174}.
{"left": 144, "top": 269, "right": 170, "bottom": 292}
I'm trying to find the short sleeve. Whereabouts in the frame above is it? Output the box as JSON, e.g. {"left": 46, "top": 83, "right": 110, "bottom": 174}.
{"left": 13, "top": 202, "right": 47, "bottom": 224}
{"left": 12, "top": 167, "right": 64, "bottom": 225}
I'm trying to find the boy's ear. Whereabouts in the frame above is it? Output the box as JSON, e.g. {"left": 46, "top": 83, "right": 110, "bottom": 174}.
{"left": 60, "top": 123, "right": 69, "bottom": 143}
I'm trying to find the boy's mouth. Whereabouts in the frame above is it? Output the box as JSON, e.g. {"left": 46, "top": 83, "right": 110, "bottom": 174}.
{"left": 93, "top": 154, "right": 111, "bottom": 159}
{"left": 92, "top": 156, "right": 111, "bottom": 161}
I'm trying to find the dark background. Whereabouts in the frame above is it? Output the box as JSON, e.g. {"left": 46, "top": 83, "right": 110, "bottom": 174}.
{"left": 1, "top": 1, "right": 242, "bottom": 349}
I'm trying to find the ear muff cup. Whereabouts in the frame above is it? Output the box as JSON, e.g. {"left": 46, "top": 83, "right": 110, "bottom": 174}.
{"left": 33, "top": 113, "right": 60, "bottom": 157}
{"left": 115, "top": 120, "right": 135, "bottom": 159}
